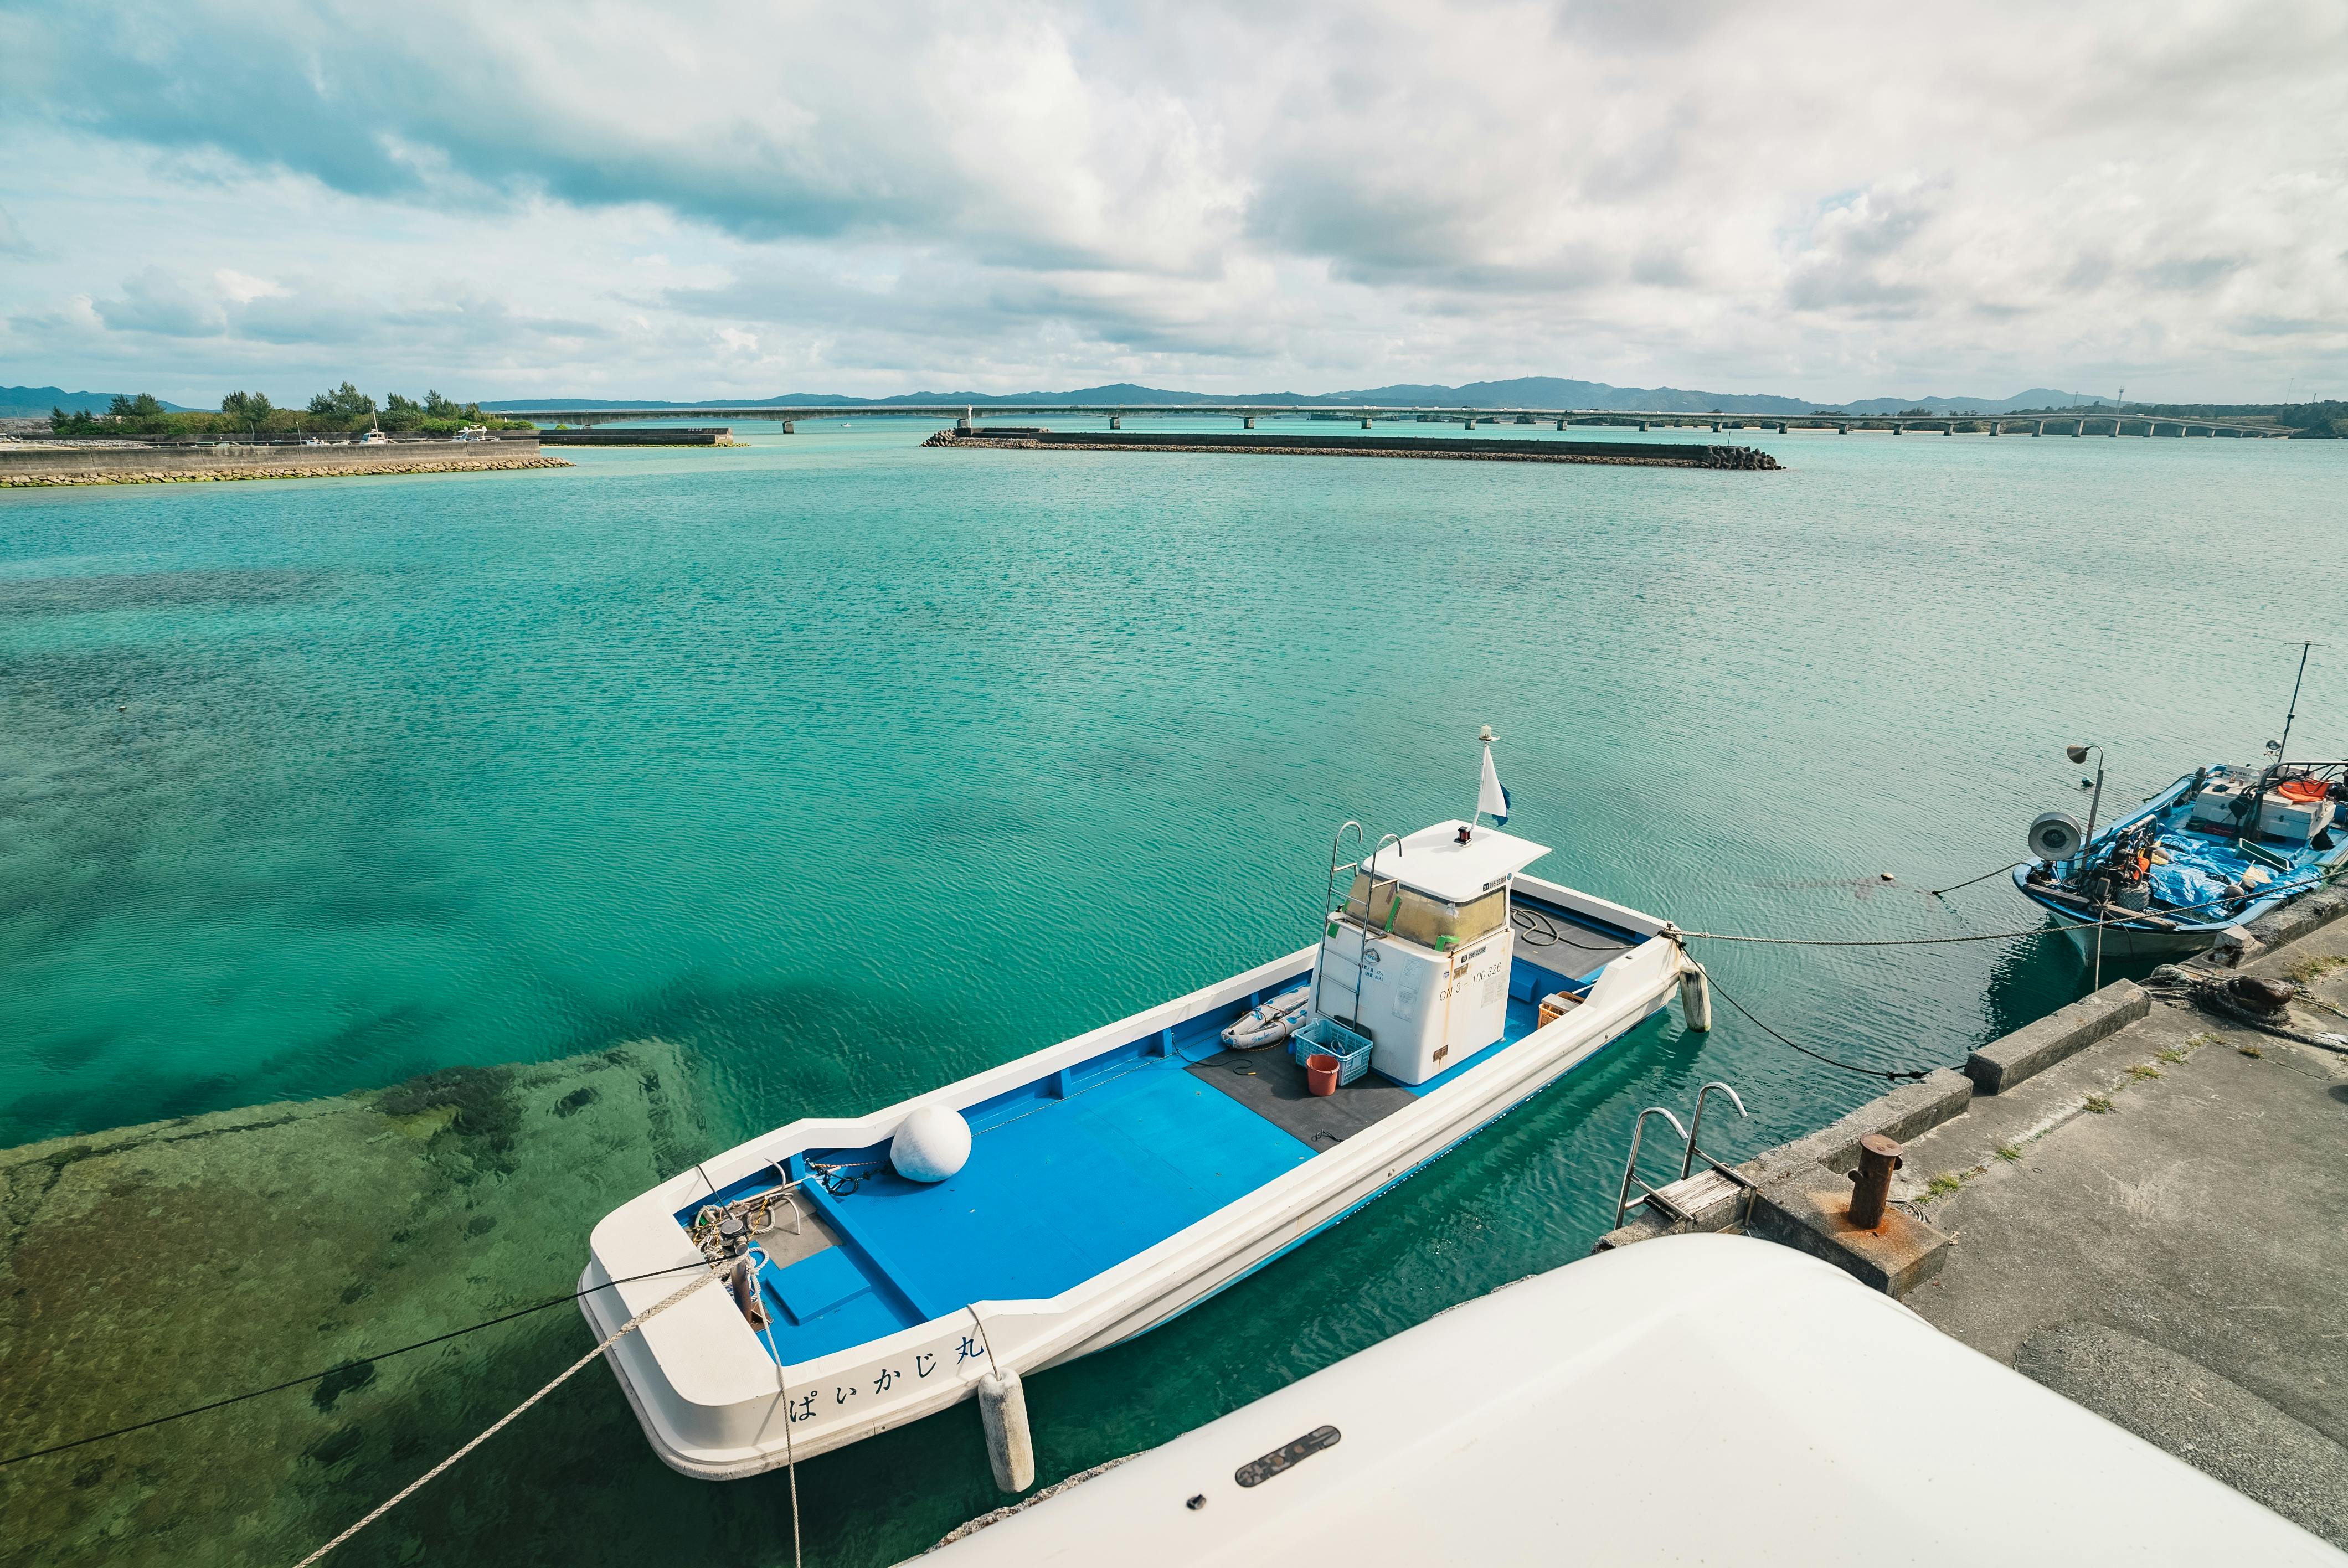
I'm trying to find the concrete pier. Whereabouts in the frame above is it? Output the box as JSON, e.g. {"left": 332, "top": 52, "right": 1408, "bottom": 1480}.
{"left": 1242, "top": 415, "right": 1256, "bottom": 429}
{"left": 1598, "top": 890, "right": 2348, "bottom": 1549}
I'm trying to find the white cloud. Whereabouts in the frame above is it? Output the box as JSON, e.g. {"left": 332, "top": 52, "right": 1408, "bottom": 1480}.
{"left": 214, "top": 269, "right": 285, "bottom": 305}
{"left": 0, "top": 1, "right": 2343, "bottom": 402}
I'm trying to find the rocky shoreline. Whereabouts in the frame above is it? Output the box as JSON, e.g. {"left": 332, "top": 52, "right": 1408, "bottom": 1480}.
{"left": 1, "top": 452, "right": 571, "bottom": 487}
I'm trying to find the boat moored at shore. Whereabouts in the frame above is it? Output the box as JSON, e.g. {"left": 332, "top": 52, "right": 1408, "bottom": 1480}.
{"left": 581, "top": 760, "right": 1706, "bottom": 1479}
{"left": 2017, "top": 759, "right": 2346, "bottom": 960}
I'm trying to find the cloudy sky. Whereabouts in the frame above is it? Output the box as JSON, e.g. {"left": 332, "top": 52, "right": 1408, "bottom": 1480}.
{"left": 3, "top": 2, "right": 2343, "bottom": 405}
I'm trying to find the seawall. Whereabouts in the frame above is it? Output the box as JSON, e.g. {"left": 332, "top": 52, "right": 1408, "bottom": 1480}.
{"left": 923, "top": 427, "right": 1781, "bottom": 470}
{"left": 534, "top": 426, "right": 739, "bottom": 447}
{"left": 0, "top": 439, "right": 570, "bottom": 487}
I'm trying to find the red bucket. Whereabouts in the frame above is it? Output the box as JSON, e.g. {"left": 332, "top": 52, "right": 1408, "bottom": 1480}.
{"left": 1305, "top": 1053, "right": 1340, "bottom": 1097}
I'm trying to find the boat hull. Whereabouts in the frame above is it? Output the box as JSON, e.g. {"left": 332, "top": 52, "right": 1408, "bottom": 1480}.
{"left": 2020, "top": 893, "right": 2217, "bottom": 961}
{"left": 581, "top": 874, "right": 1689, "bottom": 1479}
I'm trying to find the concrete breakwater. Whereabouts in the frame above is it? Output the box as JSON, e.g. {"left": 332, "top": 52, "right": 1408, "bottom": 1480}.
{"left": 533, "top": 426, "right": 739, "bottom": 447}
{"left": 0, "top": 439, "right": 570, "bottom": 487}
{"left": 923, "top": 427, "right": 1782, "bottom": 470}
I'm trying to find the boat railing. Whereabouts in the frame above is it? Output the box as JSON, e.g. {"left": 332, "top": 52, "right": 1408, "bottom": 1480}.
{"left": 1309, "top": 821, "right": 1402, "bottom": 1031}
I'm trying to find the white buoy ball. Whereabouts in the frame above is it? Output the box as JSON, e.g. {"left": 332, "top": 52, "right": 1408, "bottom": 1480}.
{"left": 890, "top": 1105, "right": 972, "bottom": 1183}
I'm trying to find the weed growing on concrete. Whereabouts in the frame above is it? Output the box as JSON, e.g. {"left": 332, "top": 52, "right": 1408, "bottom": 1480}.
{"left": 1996, "top": 1143, "right": 2023, "bottom": 1163}
{"left": 2128, "top": 1062, "right": 2162, "bottom": 1080}
{"left": 2287, "top": 953, "right": 2347, "bottom": 983}
{"left": 2238, "top": 1043, "right": 2264, "bottom": 1058}
{"left": 1927, "top": 1172, "right": 1964, "bottom": 1198}
{"left": 2084, "top": 1094, "right": 2114, "bottom": 1113}
{"left": 2158, "top": 1048, "right": 2189, "bottom": 1064}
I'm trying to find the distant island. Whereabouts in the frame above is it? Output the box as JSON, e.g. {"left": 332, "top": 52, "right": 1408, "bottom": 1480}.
{"left": 468, "top": 379, "right": 2342, "bottom": 434}
{"left": 473, "top": 377, "right": 2100, "bottom": 418}
{"left": 7, "top": 378, "right": 2340, "bottom": 437}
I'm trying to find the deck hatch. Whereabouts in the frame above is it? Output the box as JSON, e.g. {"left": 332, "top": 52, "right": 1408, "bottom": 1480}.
{"left": 1234, "top": 1424, "right": 1341, "bottom": 1487}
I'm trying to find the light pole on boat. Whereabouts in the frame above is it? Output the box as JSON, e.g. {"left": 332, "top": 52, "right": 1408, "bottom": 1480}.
{"left": 2066, "top": 744, "right": 2107, "bottom": 994}
{"left": 2065, "top": 744, "right": 2105, "bottom": 859}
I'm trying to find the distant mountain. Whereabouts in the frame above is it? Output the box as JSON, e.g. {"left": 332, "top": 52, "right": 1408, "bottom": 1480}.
{"left": 0, "top": 385, "right": 198, "bottom": 416}
{"left": 480, "top": 379, "right": 2098, "bottom": 414}
{"left": 1834, "top": 388, "right": 2098, "bottom": 415}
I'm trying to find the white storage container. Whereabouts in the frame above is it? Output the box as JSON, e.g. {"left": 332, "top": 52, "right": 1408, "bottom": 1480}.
{"left": 1314, "top": 922, "right": 1513, "bottom": 1085}
{"left": 2190, "top": 778, "right": 2335, "bottom": 843}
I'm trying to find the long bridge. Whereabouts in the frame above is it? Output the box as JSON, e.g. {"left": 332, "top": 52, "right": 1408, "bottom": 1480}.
{"left": 503, "top": 404, "right": 2289, "bottom": 439}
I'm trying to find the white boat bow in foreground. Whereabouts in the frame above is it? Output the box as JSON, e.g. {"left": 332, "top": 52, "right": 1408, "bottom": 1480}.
{"left": 925, "top": 1235, "right": 2345, "bottom": 1566}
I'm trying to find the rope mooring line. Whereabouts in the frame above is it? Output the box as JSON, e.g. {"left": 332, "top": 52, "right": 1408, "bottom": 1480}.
{"left": 1704, "top": 974, "right": 1934, "bottom": 1083}
{"left": 0, "top": 1257, "right": 719, "bottom": 1471}
{"left": 1681, "top": 876, "right": 2335, "bottom": 949}
{"left": 291, "top": 1265, "right": 723, "bottom": 1568}
{"left": 1926, "top": 860, "right": 2026, "bottom": 898}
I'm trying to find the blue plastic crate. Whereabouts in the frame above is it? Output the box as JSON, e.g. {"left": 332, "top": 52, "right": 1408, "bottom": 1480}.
{"left": 1291, "top": 1016, "right": 1374, "bottom": 1087}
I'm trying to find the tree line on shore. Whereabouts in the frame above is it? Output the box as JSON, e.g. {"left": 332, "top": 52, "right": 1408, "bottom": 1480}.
{"left": 48, "top": 384, "right": 534, "bottom": 439}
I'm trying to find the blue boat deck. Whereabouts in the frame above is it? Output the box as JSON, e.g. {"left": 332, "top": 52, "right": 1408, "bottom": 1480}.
{"left": 686, "top": 900, "right": 1642, "bottom": 1366}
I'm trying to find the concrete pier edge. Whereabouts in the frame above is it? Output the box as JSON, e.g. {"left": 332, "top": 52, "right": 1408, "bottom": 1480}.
{"left": 1597, "top": 884, "right": 2348, "bottom": 1291}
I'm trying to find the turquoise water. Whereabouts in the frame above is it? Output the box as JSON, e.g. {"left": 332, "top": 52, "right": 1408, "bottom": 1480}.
{"left": 3, "top": 419, "right": 2341, "bottom": 1561}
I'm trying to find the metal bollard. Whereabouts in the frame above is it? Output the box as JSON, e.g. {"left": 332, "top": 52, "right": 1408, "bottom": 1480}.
{"left": 730, "top": 1257, "right": 769, "bottom": 1328}
{"left": 1847, "top": 1133, "right": 1902, "bottom": 1229}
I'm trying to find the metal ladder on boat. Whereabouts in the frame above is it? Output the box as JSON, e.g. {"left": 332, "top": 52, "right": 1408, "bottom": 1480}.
{"left": 1309, "top": 821, "right": 1403, "bottom": 1031}
{"left": 1611, "top": 1082, "right": 1755, "bottom": 1229}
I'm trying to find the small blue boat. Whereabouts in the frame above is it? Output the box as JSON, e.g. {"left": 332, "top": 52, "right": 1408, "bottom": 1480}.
{"left": 2016, "top": 760, "right": 2346, "bottom": 959}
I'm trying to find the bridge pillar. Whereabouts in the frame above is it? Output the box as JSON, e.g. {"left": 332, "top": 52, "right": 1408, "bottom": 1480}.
{"left": 1638, "top": 420, "right": 1649, "bottom": 432}
{"left": 1556, "top": 417, "right": 1568, "bottom": 431}
{"left": 1892, "top": 422, "right": 1903, "bottom": 435}
{"left": 1837, "top": 423, "right": 1848, "bottom": 435}
{"left": 781, "top": 420, "right": 796, "bottom": 435}
{"left": 1987, "top": 422, "right": 2000, "bottom": 436}
{"left": 2071, "top": 421, "right": 2082, "bottom": 436}
{"left": 1464, "top": 416, "right": 1476, "bottom": 429}
{"left": 1362, "top": 417, "right": 1374, "bottom": 430}
{"left": 2033, "top": 421, "right": 2043, "bottom": 436}
{"left": 1108, "top": 415, "right": 1122, "bottom": 430}
{"left": 1942, "top": 422, "right": 1953, "bottom": 435}
{"left": 1242, "top": 415, "right": 1255, "bottom": 429}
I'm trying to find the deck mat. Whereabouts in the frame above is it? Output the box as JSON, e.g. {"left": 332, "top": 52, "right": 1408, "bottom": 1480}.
{"left": 1188, "top": 1048, "right": 1419, "bottom": 1148}
{"left": 766, "top": 1056, "right": 1319, "bottom": 1357}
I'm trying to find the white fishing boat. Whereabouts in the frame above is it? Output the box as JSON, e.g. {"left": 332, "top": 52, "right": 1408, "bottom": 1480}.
{"left": 922, "top": 1235, "right": 2346, "bottom": 1565}
{"left": 580, "top": 740, "right": 1710, "bottom": 1478}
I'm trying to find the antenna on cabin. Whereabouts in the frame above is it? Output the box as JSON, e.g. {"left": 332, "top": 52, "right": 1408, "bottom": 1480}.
{"left": 2269, "top": 640, "right": 2314, "bottom": 765}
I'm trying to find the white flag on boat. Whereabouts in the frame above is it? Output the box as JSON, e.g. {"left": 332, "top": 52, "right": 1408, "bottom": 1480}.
{"left": 1479, "top": 742, "right": 1511, "bottom": 826}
